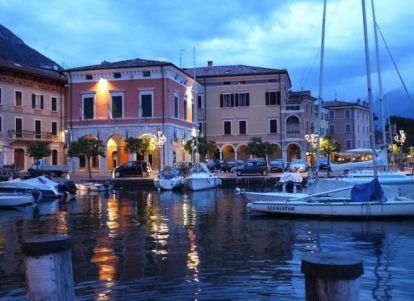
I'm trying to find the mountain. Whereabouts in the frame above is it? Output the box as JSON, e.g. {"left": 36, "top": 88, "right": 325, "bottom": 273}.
{"left": 0, "top": 24, "right": 62, "bottom": 70}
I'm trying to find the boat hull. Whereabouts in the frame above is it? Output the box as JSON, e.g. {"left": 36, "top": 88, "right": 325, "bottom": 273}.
{"left": 0, "top": 193, "right": 34, "bottom": 207}
{"left": 247, "top": 197, "right": 414, "bottom": 217}
{"left": 185, "top": 176, "right": 221, "bottom": 191}
{"left": 154, "top": 177, "right": 184, "bottom": 190}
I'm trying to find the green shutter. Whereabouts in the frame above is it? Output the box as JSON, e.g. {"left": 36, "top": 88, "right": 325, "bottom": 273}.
{"left": 265, "top": 92, "right": 269, "bottom": 105}
{"left": 40, "top": 95, "right": 44, "bottom": 109}
{"left": 220, "top": 94, "right": 223, "bottom": 107}
{"left": 32, "top": 94, "right": 35, "bottom": 108}
{"left": 235, "top": 94, "right": 239, "bottom": 107}
{"left": 246, "top": 93, "right": 250, "bottom": 106}
{"left": 231, "top": 94, "right": 234, "bottom": 107}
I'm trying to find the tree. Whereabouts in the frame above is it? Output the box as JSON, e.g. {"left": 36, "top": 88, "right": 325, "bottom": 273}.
{"left": 245, "top": 137, "right": 278, "bottom": 164}
{"left": 27, "top": 143, "right": 51, "bottom": 176}
{"left": 319, "top": 135, "right": 341, "bottom": 163}
{"left": 184, "top": 137, "right": 217, "bottom": 162}
{"left": 68, "top": 137, "right": 105, "bottom": 179}
{"left": 124, "top": 137, "right": 153, "bottom": 176}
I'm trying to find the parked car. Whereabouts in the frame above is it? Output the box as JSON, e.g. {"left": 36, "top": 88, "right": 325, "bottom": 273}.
{"left": 221, "top": 160, "right": 244, "bottom": 172}
{"left": 269, "top": 159, "right": 287, "bottom": 172}
{"left": 28, "top": 159, "right": 68, "bottom": 177}
{"left": 318, "top": 157, "right": 331, "bottom": 171}
{"left": 289, "top": 159, "right": 308, "bottom": 172}
{"left": 113, "top": 160, "right": 151, "bottom": 177}
{"left": 232, "top": 159, "right": 267, "bottom": 176}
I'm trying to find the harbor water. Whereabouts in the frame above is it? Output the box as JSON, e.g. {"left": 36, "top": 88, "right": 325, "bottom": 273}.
{"left": 1, "top": 188, "right": 414, "bottom": 300}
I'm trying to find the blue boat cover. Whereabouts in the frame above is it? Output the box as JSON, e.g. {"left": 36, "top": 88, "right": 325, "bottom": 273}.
{"left": 351, "top": 178, "right": 384, "bottom": 202}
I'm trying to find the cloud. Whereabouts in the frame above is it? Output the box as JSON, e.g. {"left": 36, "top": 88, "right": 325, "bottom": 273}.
{"left": 0, "top": 0, "right": 412, "bottom": 101}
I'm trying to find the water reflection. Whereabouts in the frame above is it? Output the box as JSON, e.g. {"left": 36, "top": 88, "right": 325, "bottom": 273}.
{"left": 0, "top": 189, "right": 413, "bottom": 300}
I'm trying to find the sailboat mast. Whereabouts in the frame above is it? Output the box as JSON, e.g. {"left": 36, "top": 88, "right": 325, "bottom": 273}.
{"left": 371, "top": 0, "right": 387, "bottom": 169}
{"left": 362, "top": 0, "right": 378, "bottom": 177}
{"left": 315, "top": 0, "right": 327, "bottom": 179}
{"left": 193, "top": 46, "right": 199, "bottom": 163}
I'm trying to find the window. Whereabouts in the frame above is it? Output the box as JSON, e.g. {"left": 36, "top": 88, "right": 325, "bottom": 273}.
{"left": 197, "top": 95, "right": 203, "bottom": 109}
{"left": 224, "top": 121, "right": 231, "bottom": 135}
{"left": 15, "top": 118, "right": 22, "bottom": 138}
{"left": 0, "top": 87, "right": 2, "bottom": 104}
{"left": 52, "top": 122, "right": 58, "bottom": 136}
{"left": 286, "top": 116, "right": 300, "bottom": 135}
{"left": 357, "top": 125, "right": 360, "bottom": 133}
{"left": 174, "top": 95, "right": 179, "bottom": 118}
{"left": 111, "top": 94, "right": 123, "bottom": 118}
{"left": 265, "top": 91, "right": 281, "bottom": 105}
{"left": 183, "top": 97, "right": 187, "bottom": 120}
{"left": 143, "top": 70, "right": 151, "bottom": 77}
{"left": 346, "top": 139, "right": 352, "bottom": 149}
{"left": 269, "top": 119, "right": 277, "bottom": 133}
{"left": 52, "top": 150, "right": 58, "bottom": 165}
{"left": 31, "top": 94, "right": 44, "bottom": 109}
{"left": 236, "top": 93, "right": 249, "bottom": 107}
{"left": 329, "top": 124, "right": 335, "bottom": 134}
{"left": 35, "top": 120, "right": 41, "bottom": 139}
{"left": 198, "top": 122, "right": 204, "bottom": 137}
{"left": 82, "top": 95, "right": 94, "bottom": 119}
{"left": 0, "top": 116, "right": 2, "bottom": 132}
{"left": 140, "top": 92, "right": 153, "bottom": 117}
{"left": 15, "top": 91, "right": 22, "bottom": 107}
{"left": 329, "top": 111, "right": 335, "bottom": 119}
{"left": 113, "top": 72, "right": 121, "bottom": 79}
{"left": 220, "top": 94, "right": 234, "bottom": 107}
{"left": 51, "top": 97, "right": 57, "bottom": 111}
{"left": 191, "top": 101, "right": 195, "bottom": 122}
{"left": 345, "top": 109, "right": 351, "bottom": 119}
{"left": 345, "top": 124, "right": 351, "bottom": 133}
{"left": 85, "top": 74, "right": 93, "bottom": 80}
{"left": 239, "top": 120, "right": 247, "bottom": 135}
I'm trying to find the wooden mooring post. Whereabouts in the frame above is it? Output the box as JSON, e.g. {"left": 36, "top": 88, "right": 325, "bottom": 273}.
{"left": 301, "top": 252, "right": 363, "bottom": 301}
{"left": 22, "top": 235, "right": 74, "bottom": 301}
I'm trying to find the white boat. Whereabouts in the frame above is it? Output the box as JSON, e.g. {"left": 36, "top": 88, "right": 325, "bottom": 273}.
{"left": 333, "top": 169, "right": 414, "bottom": 184}
{"left": 0, "top": 176, "right": 62, "bottom": 199}
{"left": 154, "top": 165, "right": 184, "bottom": 190}
{"left": 330, "top": 148, "right": 388, "bottom": 172}
{"left": 185, "top": 162, "right": 221, "bottom": 191}
{"left": 247, "top": 179, "right": 414, "bottom": 217}
{"left": 0, "top": 193, "right": 35, "bottom": 207}
{"left": 75, "top": 181, "right": 112, "bottom": 193}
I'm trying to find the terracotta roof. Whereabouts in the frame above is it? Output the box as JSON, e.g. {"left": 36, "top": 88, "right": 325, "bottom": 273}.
{"left": 65, "top": 58, "right": 174, "bottom": 72}
{"left": 184, "top": 64, "right": 287, "bottom": 78}
{"left": 0, "top": 58, "right": 66, "bottom": 82}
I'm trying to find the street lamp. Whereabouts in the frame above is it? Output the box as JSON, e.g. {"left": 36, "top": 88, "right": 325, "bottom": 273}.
{"left": 304, "top": 133, "right": 318, "bottom": 167}
{"left": 394, "top": 129, "right": 407, "bottom": 170}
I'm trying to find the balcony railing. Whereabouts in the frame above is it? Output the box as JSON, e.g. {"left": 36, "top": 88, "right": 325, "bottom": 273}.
{"left": 8, "top": 130, "right": 55, "bottom": 141}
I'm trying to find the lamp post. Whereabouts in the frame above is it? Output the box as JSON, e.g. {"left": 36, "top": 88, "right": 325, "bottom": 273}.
{"left": 154, "top": 131, "right": 166, "bottom": 171}
{"left": 394, "top": 129, "right": 406, "bottom": 171}
{"left": 304, "top": 133, "right": 318, "bottom": 168}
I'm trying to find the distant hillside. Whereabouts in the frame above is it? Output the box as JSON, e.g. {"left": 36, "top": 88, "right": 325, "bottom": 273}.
{"left": 0, "top": 24, "right": 61, "bottom": 70}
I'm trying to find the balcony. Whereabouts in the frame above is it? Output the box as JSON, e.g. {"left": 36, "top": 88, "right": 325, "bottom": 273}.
{"left": 8, "top": 130, "right": 55, "bottom": 142}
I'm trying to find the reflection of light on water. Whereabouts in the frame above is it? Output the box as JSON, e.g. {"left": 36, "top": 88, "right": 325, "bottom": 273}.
{"left": 186, "top": 228, "right": 201, "bottom": 298}
{"left": 91, "top": 246, "right": 117, "bottom": 286}
{"left": 305, "top": 230, "right": 319, "bottom": 252}
{"left": 107, "top": 196, "right": 119, "bottom": 237}
{"left": 56, "top": 211, "right": 68, "bottom": 234}
{"left": 151, "top": 216, "right": 170, "bottom": 259}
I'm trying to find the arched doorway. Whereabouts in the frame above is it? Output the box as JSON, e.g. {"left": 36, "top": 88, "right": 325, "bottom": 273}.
{"left": 139, "top": 133, "right": 159, "bottom": 170}
{"left": 287, "top": 144, "right": 301, "bottom": 161}
{"left": 107, "top": 134, "right": 129, "bottom": 171}
{"left": 14, "top": 149, "right": 25, "bottom": 170}
{"left": 222, "top": 145, "right": 235, "bottom": 161}
{"left": 236, "top": 144, "right": 249, "bottom": 161}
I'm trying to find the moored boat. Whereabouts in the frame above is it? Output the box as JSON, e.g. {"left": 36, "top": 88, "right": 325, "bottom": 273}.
{"left": 185, "top": 162, "right": 221, "bottom": 191}
{"left": 0, "top": 176, "right": 62, "bottom": 199}
{"left": 154, "top": 165, "right": 184, "bottom": 190}
{"left": 0, "top": 193, "right": 35, "bottom": 207}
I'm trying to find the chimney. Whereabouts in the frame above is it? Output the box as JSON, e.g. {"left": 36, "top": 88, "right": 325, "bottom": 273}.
{"left": 207, "top": 60, "right": 213, "bottom": 67}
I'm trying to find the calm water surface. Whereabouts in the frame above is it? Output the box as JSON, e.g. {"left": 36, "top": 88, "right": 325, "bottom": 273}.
{"left": 1, "top": 188, "right": 414, "bottom": 300}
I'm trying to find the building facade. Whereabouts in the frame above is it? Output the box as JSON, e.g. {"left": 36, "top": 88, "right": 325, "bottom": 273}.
{"left": 0, "top": 58, "right": 66, "bottom": 171}
{"left": 186, "top": 62, "right": 316, "bottom": 162}
{"left": 323, "top": 100, "right": 371, "bottom": 151}
{"left": 65, "top": 58, "right": 199, "bottom": 173}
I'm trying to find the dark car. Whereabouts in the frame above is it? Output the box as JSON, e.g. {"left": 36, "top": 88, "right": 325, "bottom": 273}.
{"left": 269, "top": 160, "right": 287, "bottom": 172}
{"left": 232, "top": 159, "right": 267, "bottom": 176}
{"left": 289, "top": 159, "right": 308, "bottom": 172}
{"left": 221, "top": 160, "right": 244, "bottom": 172}
{"left": 113, "top": 160, "right": 150, "bottom": 177}
{"left": 318, "top": 157, "right": 331, "bottom": 171}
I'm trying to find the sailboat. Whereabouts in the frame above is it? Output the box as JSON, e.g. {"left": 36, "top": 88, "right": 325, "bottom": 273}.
{"left": 246, "top": 0, "right": 414, "bottom": 217}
